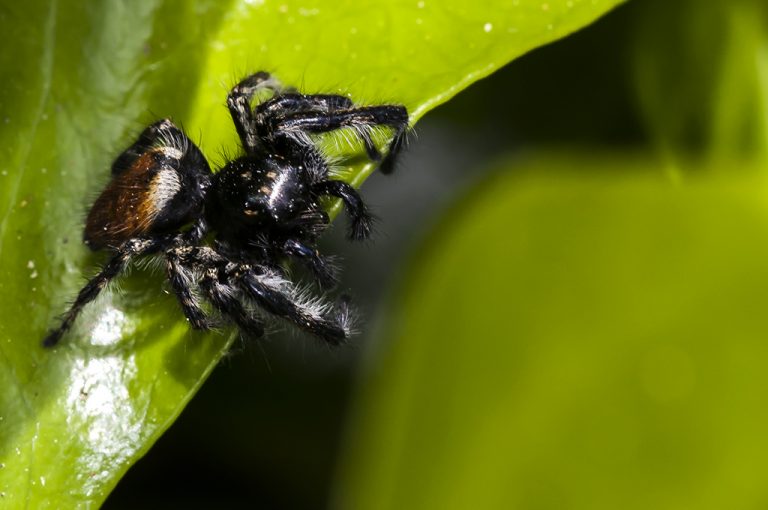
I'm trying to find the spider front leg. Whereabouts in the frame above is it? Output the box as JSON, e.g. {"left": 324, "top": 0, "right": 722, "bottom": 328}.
{"left": 257, "top": 93, "right": 354, "bottom": 118}
{"left": 43, "top": 238, "right": 159, "bottom": 347}
{"left": 165, "top": 251, "right": 213, "bottom": 330}
{"left": 272, "top": 105, "right": 409, "bottom": 169}
{"left": 200, "top": 266, "right": 266, "bottom": 339}
{"left": 238, "top": 269, "right": 352, "bottom": 345}
{"left": 282, "top": 238, "right": 339, "bottom": 288}
{"left": 313, "top": 180, "right": 374, "bottom": 240}
{"left": 255, "top": 93, "right": 377, "bottom": 157}
{"left": 227, "top": 71, "right": 284, "bottom": 153}
{"left": 379, "top": 126, "right": 407, "bottom": 174}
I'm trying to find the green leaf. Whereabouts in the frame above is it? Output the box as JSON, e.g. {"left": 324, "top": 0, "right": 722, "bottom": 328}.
{"left": 335, "top": 155, "right": 768, "bottom": 510}
{"left": 0, "top": 0, "right": 622, "bottom": 506}
{"left": 632, "top": 0, "right": 768, "bottom": 167}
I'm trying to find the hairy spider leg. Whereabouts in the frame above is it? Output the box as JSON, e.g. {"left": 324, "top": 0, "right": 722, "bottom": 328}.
{"left": 164, "top": 217, "right": 218, "bottom": 328}
{"left": 42, "top": 238, "right": 160, "bottom": 347}
{"left": 271, "top": 105, "right": 409, "bottom": 170}
{"left": 230, "top": 72, "right": 374, "bottom": 156}
{"left": 200, "top": 268, "right": 266, "bottom": 339}
{"left": 238, "top": 271, "right": 351, "bottom": 345}
{"left": 230, "top": 71, "right": 408, "bottom": 173}
{"left": 254, "top": 91, "right": 386, "bottom": 161}
{"left": 253, "top": 92, "right": 385, "bottom": 159}
{"left": 171, "top": 245, "right": 349, "bottom": 344}
{"left": 287, "top": 208, "right": 330, "bottom": 240}
{"left": 256, "top": 93, "right": 354, "bottom": 117}
{"left": 282, "top": 238, "right": 339, "bottom": 288}
{"left": 312, "top": 180, "right": 374, "bottom": 240}
{"left": 378, "top": 124, "right": 408, "bottom": 174}
{"left": 165, "top": 253, "right": 212, "bottom": 330}
{"left": 227, "top": 71, "right": 285, "bottom": 153}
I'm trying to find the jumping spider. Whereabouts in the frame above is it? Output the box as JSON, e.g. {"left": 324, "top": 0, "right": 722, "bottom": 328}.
{"left": 43, "top": 71, "right": 408, "bottom": 348}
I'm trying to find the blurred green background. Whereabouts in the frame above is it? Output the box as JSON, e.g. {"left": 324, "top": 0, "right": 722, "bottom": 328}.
{"left": 100, "top": 0, "right": 768, "bottom": 508}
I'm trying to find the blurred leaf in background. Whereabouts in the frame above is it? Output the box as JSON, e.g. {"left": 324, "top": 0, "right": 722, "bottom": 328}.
{"left": 633, "top": 0, "right": 768, "bottom": 168}
{"left": 0, "top": 0, "right": 624, "bottom": 507}
{"left": 336, "top": 0, "right": 768, "bottom": 509}
{"left": 336, "top": 158, "right": 768, "bottom": 510}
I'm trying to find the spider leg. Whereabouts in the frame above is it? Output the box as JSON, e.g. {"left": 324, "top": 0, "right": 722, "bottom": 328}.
{"left": 200, "top": 267, "right": 265, "bottom": 339}
{"left": 282, "top": 238, "right": 339, "bottom": 288}
{"left": 286, "top": 208, "right": 330, "bottom": 240}
{"left": 255, "top": 93, "right": 379, "bottom": 160}
{"left": 181, "top": 217, "right": 209, "bottom": 245}
{"left": 238, "top": 269, "right": 351, "bottom": 345}
{"left": 165, "top": 251, "right": 213, "bottom": 330}
{"left": 43, "top": 238, "right": 159, "bottom": 347}
{"left": 227, "top": 71, "right": 283, "bottom": 153}
{"left": 378, "top": 126, "right": 407, "bottom": 174}
{"left": 271, "top": 105, "right": 409, "bottom": 167}
{"left": 257, "top": 93, "right": 354, "bottom": 118}
{"left": 312, "top": 180, "right": 374, "bottom": 240}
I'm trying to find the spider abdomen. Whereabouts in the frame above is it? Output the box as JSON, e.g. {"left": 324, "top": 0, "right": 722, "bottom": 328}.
{"left": 84, "top": 146, "right": 206, "bottom": 250}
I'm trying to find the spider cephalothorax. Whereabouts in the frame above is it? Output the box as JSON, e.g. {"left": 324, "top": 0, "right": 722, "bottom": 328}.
{"left": 43, "top": 71, "right": 408, "bottom": 348}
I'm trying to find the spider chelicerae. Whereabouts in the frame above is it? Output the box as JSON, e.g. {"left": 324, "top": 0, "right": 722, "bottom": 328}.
{"left": 43, "top": 71, "right": 409, "bottom": 348}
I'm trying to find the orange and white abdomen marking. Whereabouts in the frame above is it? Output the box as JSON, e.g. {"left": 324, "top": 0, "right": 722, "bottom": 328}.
{"left": 84, "top": 147, "right": 183, "bottom": 249}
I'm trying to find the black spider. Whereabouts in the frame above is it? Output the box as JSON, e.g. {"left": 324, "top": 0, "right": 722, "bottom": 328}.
{"left": 43, "top": 71, "right": 409, "bottom": 348}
